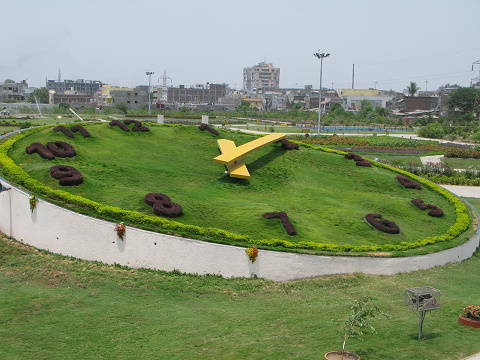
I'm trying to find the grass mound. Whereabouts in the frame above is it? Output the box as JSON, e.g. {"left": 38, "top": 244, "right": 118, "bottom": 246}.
{"left": 3, "top": 124, "right": 472, "bottom": 254}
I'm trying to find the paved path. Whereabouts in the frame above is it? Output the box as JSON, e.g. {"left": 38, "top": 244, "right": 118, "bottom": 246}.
{"left": 420, "top": 155, "right": 444, "bottom": 165}
{"left": 463, "top": 353, "right": 480, "bottom": 360}
{"left": 441, "top": 185, "right": 480, "bottom": 198}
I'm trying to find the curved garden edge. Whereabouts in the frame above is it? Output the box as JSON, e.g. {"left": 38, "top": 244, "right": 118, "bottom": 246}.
{"left": 0, "top": 124, "right": 473, "bottom": 256}
{"left": 0, "top": 177, "right": 478, "bottom": 281}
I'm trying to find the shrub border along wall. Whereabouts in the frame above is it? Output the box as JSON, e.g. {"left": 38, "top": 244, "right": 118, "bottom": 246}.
{"left": 0, "top": 124, "right": 471, "bottom": 255}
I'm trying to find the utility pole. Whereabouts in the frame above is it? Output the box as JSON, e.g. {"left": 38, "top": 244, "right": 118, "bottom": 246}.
{"left": 146, "top": 71, "right": 154, "bottom": 114}
{"left": 352, "top": 64, "right": 355, "bottom": 89}
{"left": 158, "top": 70, "right": 172, "bottom": 103}
{"left": 472, "top": 60, "right": 480, "bottom": 118}
{"left": 314, "top": 51, "right": 330, "bottom": 135}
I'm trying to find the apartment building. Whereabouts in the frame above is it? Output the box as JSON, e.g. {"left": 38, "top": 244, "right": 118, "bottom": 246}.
{"left": 46, "top": 79, "right": 103, "bottom": 95}
{"left": 243, "top": 62, "right": 280, "bottom": 92}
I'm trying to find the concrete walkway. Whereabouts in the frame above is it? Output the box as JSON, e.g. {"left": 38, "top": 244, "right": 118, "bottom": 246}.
{"left": 441, "top": 185, "right": 480, "bottom": 198}
{"left": 420, "top": 155, "right": 444, "bottom": 165}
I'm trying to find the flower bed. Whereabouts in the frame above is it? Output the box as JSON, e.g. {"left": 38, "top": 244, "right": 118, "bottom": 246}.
{"left": 46, "top": 141, "right": 76, "bottom": 158}
{"left": 53, "top": 126, "right": 74, "bottom": 138}
{"left": 445, "top": 148, "right": 480, "bottom": 159}
{"left": 336, "top": 148, "right": 431, "bottom": 154}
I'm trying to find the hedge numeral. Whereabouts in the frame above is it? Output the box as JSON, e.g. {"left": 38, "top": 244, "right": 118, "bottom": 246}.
{"left": 26, "top": 142, "right": 55, "bottom": 160}
{"left": 365, "top": 214, "right": 400, "bottom": 234}
{"left": 411, "top": 198, "right": 444, "bottom": 217}
{"left": 263, "top": 212, "right": 297, "bottom": 235}
{"left": 144, "top": 193, "right": 183, "bottom": 218}
{"left": 397, "top": 175, "right": 422, "bottom": 190}
{"left": 50, "top": 165, "right": 84, "bottom": 186}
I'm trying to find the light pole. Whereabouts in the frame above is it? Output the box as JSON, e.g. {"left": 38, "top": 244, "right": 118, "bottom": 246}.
{"left": 146, "top": 71, "right": 154, "bottom": 114}
{"left": 313, "top": 52, "right": 330, "bottom": 135}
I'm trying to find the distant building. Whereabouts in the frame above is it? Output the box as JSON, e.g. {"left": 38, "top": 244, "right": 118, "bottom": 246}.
{"left": 167, "top": 83, "right": 226, "bottom": 104}
{"left": 337, "top": 89, "right": 399, "bottom": 110}
{"left": 46, "top": 79, "right": 103, "bottom": 95}
{"left": 243, "top": 62, "right": 280, "bottom": 92}
{"left": 403, "top": 96, "right": 439, "bottom": 112}
{"left": 111, "top": 86, "right": 147, "bottom": 109}
{"left": 0, "top": 80, "right": 29, "bottom": 101}
{"left": 48, "top": 91, "right": 92, "bottom": 105}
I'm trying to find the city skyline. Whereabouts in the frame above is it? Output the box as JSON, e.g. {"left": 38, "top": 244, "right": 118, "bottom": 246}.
{"left": 2, "top": 0, "right": 479, "bottom": 92}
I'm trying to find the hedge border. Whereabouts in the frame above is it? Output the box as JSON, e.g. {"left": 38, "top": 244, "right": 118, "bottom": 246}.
{"left": 0, "top": 125, "right": 471, "bottom": 254}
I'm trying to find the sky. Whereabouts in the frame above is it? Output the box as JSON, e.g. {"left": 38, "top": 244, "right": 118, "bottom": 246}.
{"left": 2, "top": 0, "right": 479, "bottom": 92}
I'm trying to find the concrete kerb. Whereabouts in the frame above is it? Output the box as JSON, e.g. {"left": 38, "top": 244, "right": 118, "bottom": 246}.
{"left": 0, "top": 173, "right": 478, "bottom": 281}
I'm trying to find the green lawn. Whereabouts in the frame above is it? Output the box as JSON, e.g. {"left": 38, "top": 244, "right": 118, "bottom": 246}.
{"left": 443, "top": 158, "right": 480, "bottom": 170}
{"left": 8, "top": 124, "right": 460, "bottom": 250}
{"left": 1, "top": 233, "right": 480, "bottom": 360}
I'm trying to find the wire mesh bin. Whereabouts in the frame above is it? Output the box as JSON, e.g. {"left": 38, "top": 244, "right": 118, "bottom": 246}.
{"left": 405, "top": 286, "right": 440, "bottom": 339}
{"left": 405, "top": 286, "right": 440, "bottom": 311}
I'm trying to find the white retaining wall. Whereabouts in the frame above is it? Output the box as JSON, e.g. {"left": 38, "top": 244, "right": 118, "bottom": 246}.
{"left": 0, "top": 180, "right": 478, "bottom": 281}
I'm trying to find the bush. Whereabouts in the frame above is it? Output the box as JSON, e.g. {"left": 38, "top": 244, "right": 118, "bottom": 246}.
{"left": 397, "top": 175, "right": 422, "bottom": 190}
{"left": 417, "top": 123, "right": 445, "bottom": 139}
{"left": 262, "top": 212, "right": 296, "bottom": 236}
{"left": 26, "top": 142, "right": 55, "bottom": 160}
{"left": 365, "top": 214, "right": 400, "bottom": 234}
{"left": 53, "top": 126, "right": 74, "bottom": 138}
{"left": 198, "top": 123, "right": 219, "bottom": 136}
{"left": 411, "top": 198, "right": 444, "bottom": 217}
{"left": 280, "top": 139, "right": 299, "bottom": 150}
{"left": 50, "top": 165, "right": 83, "bottom": 186}
{"left": 46, "top": 141, "right": 76, "bottom": 158}
{"left": 445, "top": 148, "right": 480, "bottom": 159}
{"left": 144, "top": 193, "right": 183, "bottom": 218}
{"left": 124, "top": 119, "right": 150, "bottom": 132}
{"left": 70, "top": 125, "right": 91, "bottom": 138}
{"left": 109, "top": 120, "right": 129, "bottom": 132}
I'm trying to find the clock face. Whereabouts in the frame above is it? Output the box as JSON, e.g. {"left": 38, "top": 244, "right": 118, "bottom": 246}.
{"left": 11, "top": 124, "right": 458, "bottom": 252}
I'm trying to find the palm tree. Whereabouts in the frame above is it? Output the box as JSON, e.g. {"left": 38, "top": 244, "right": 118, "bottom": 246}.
{"left": 407, "top": 82, "right": 419, "bottom": 96}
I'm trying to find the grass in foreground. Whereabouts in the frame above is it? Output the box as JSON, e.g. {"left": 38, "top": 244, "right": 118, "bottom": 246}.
{"left": 1, "top": 234, "right": 479, "bottom": 360}
{"left": 8, "top": 124, "right": 459, "bottom": 249}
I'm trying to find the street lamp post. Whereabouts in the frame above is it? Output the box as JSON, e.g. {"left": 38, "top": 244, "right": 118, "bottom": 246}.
{"left": 313, "top": 52, "right": 330, "bottom": 135}
{"left": 146, "top": 71, "right": 154, "bottom": 115}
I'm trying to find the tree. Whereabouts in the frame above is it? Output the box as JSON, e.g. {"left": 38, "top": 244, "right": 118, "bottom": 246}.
{"left": 4, "top": 79, "right": 15, "bottom": 84}
{"left": 236, "top": 100, "right": 251, "bottom": 115}
{"left": 59, "top": 102, "right": 70, "bottom": 111}
{"left": 407, "top": 81, "right": 419, "bottom": 96}
{"left": 28, "top": 87, "right": 49, "bottom": 104}
{"left": 448, "top": 87, "right": 478, "bottom": 114}
{"left": 114, "top": 102, "right": 128, "bottom": 114}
